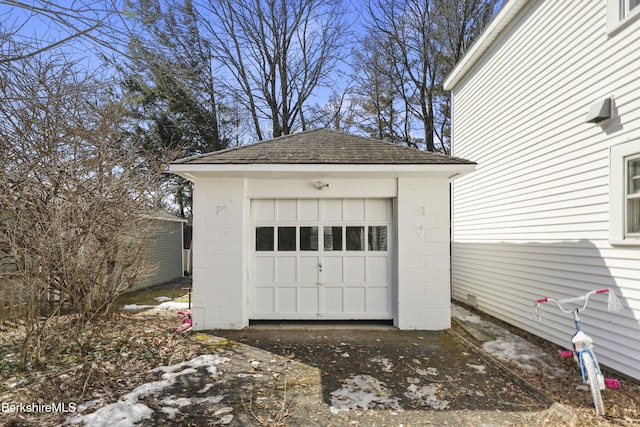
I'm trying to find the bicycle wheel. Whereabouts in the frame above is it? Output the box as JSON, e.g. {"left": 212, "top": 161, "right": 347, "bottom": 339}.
{"left": 581, "top": 351, "right": 605, "bottom": 415}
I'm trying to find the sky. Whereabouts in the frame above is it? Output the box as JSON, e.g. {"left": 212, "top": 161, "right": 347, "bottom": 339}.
{"left": 1, "top": 0, "right": 506, "bottom": 146}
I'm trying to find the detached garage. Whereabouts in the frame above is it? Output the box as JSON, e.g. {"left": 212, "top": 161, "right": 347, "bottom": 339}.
{"left": 170, "top": 129, "right": 475, "bottom": 330}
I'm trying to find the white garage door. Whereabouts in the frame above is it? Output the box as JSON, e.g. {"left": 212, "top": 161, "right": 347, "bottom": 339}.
{"left": 251, "top": 198, "right": 393, "bottom": 320}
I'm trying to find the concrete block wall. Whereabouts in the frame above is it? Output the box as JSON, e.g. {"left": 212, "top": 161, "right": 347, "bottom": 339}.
{"left": 396, "top": 176, "right": 451, "bottom": 329}
{"left": 191, "top": 177, "right": 246, "bottom": 330}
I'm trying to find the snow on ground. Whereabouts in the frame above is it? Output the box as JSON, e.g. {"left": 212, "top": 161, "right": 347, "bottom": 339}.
{"left": 329, "top": 375, "right": 402, "bottom": 414}
{"left": 63, "top": 355, "right": 230, "bottom": 427}
{"left": 404, "top": 382, "right": 450, "bottom": 409}
{"left": 119, "top": 298, "right": 188, "bottom": 311}
{"left": 329, "top": 372, "right": 452, "bottom": 413}
{"left": 452, "top": 305, "right": 567, "bottom": 378}
{"left": 153, "top": 301, "right": 190, "bottom": 311}
{"left": 120, "top": 304, "right": 155, "bottom": 310}
{"left": 371, "top": 356, "right": 394, "bottom": 372}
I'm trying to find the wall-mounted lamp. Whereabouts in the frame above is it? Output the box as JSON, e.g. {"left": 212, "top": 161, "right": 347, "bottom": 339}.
{"left": 585, "top": 97, "right": 612, "bottom": 123}
{"left": 314, "top": 181, "right": 331, "bottom": 190}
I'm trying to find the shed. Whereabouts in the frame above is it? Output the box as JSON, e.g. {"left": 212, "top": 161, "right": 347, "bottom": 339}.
{"left": 170, "top": 128, "right": 475, "bottom": 330}
{"left": 134, "top": 212, "right": 187, "bottom": 290}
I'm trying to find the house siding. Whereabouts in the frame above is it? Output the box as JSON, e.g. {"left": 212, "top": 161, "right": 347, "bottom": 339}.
{"left": 134, "top": 219, "right": 184, "bottom": 290}
{"left": 450, "top": 0, "right": 640, "bottom": 380}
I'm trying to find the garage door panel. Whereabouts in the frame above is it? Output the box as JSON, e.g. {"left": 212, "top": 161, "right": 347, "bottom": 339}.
{"left": 277, "top": 287, "right": 297, "bottom": 313}
{"left": 277, "top": 199, "right": 297, "bottom": 221}
{"left": 366, "top": 256, "right": 389, "bottom": 281}
{"left": 346, "top": 288, "right": 366, "bottom": 312}
{"left": 299, "top": 199, "right": 319, "bottom": 221}
{"left": 323, "top": 199, "right": 343, "bottom": 221}
{"left": 299, "top": 287, "right": 320, "bottom": 313}
{"left": 254, "top": 257, "right": 275, "bottom": 282}
{"left": 369, "top": 287, "right": 391, "bottom": 313}
{"left": 254, "top": 199, "right": 275, "bottom": 222}
{"left": 345, "top": 257, "right": 366, "bottom": 282}
{"left": 323, "top": 256, "right": 343, "bottom": 282}
{"left": 366, "top": 198, "right": 392, "bottom": 221}
{"left": 254, "top": 287, "right": 275, "bottom": 313}
{"left": 299, "top": 256, "right": 320, "bottom": 282}
{"left": 345, "top": 199, "right": 365, "bottom": 221}
{"left": 277, "top": 257, "right": 297, "bottom": 282}
{"left": 324, "top": 287, "right": 344, "bottom": 313}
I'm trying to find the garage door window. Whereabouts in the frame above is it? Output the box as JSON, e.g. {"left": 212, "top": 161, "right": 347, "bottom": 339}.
{"left": 368, "top": 226, "right": 388, "bottom": 251}
{"left": 323, "top": 226, "right": 342, "bottom": 251}
{"left": 256, "top": 227, "right": 274, "bottom": 251}
{"left": 300, "top": 226, "right": 319, "bottom": 251}
{"left": 278, "top": 227, "right": 296, "bottom": 251}
{"left": 346, "top": 226, "right": 365, "bottom": 251}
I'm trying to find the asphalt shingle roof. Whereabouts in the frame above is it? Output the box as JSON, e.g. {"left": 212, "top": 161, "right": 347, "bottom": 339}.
{"left": 173, "top": 128, "right": 474, "bottom": 165}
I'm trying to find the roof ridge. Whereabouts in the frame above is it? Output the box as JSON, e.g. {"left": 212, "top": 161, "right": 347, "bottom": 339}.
{"left": 173, "top": 128, "right": 329, "bottom": 164}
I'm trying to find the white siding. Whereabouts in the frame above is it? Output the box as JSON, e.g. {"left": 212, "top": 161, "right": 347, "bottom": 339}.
{"left": 450, "top": 0, "right": 640, "bottom": 380}
{"left": 134, "top": 220, "right": 184, "bottom": 290}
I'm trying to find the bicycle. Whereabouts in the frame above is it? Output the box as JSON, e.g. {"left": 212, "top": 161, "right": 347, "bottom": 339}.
{"left": 532, "top": 288, "right": 623, "bottom": 415}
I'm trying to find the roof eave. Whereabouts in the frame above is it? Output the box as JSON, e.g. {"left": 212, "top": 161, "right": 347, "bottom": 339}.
{"left": 443, "top": 0, "right": 530, "bottom": 91}
{"left": 169, "top": 162, "right": 476, "bottom": 182}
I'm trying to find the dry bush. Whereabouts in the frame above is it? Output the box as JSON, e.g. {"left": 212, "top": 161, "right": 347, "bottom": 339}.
{"left": 0, "top": 54, "right": 162, "bottom": 369}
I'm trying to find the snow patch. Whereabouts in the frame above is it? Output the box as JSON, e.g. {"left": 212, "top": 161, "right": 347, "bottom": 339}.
{"left": 329, "top": 375, "right": 401, "bottom": 413}
{"left": 371, "top": 357, "right": 394, "bottom": 372}
{"left": 466, "top": 364, "right": 486, "bottom": 374}
{"left": 120, "top": 304, "right": 154, "bottom": 310}
{"left": 64, "top": 354, "right": 229, "bottom": 426}
{"left": 404, "top": 383, "right": 449, "bottom": 410}
{"left": 154, "top": 296, "right": 172, "bottom": 302}
{"left": 452, "top": 305, "right": 567, "bottom": 378}
{"left": 153, "top": 301, "right": 190, "bottom": 311}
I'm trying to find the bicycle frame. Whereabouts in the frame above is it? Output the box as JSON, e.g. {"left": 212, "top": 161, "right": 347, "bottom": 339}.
{"left": 536, "top": 290, "right": 606, "bottom": 385}
{"left": 570, "top": 312, "right": 604, "bottom": 388}
{"left": 533, "top": 288, "right": 623, "bottom": 415}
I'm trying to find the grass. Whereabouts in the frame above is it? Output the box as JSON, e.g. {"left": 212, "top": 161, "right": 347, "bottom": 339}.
{"left": 112, "top": 279, "right": 192, "bottom": 309}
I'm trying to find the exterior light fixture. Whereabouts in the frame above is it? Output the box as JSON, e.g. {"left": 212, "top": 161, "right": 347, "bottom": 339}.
{"left": 314, "top": 181, "right": 331, "bottom": 190}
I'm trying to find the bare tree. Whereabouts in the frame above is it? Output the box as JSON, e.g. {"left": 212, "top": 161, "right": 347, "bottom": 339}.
{"left": 351, "top": 31, "right": 414, "bottom": 144}
{"left": 0, "top": 53, "right": 160, "bottom": 368}
{"left": 362, "top": 0, "right": 499, "bottom": 152}
{"left": 0, "top": 0, "right": 118, "bottom": 63}
{"left": 116, "top": 0, "right": 234, "bottom": 218}
{"left": 193, "top": 0, "right": 349, "bottom": 140}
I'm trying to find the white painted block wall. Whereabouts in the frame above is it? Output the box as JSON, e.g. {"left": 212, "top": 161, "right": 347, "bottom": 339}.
{"left": 190, "top": 177, "right": 246, "bottom": 330}
{"left": 396, "top": 176, "right": 452, "bottom": 329}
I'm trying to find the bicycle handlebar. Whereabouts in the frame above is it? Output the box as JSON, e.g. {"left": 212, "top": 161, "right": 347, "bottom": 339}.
{"left": 540, "top": 289, "right": 605, "bottom": 313}
{"left": 533, "top": 288, "right": 623, "bottom": 322}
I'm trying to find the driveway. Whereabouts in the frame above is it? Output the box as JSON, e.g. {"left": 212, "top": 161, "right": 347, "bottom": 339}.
{"left": 64, "top": 310, "right": 571, "bottom": 426}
